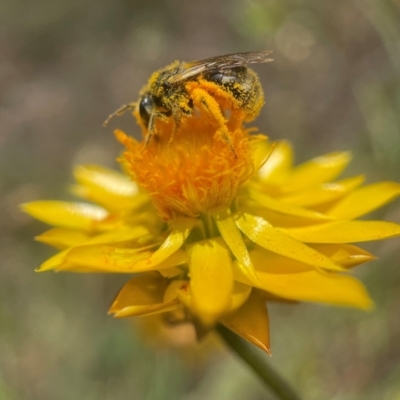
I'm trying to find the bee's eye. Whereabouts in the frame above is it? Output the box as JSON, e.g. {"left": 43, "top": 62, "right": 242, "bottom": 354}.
{"left": 139, "top": 95, "right": 154, "bottom": 126}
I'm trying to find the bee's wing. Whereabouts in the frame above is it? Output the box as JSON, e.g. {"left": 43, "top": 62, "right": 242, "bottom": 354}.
{"left": 166, "top": 51, "right": 273, "bottom": 85}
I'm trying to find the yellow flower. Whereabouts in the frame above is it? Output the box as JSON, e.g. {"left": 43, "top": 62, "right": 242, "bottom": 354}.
{"left": 23, "top": 87, "right": 400, "bottom": 355}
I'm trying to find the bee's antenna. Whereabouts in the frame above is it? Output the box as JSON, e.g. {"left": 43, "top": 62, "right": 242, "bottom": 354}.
{"left": 103, "top": 102, "right": 137, "bottom": 127}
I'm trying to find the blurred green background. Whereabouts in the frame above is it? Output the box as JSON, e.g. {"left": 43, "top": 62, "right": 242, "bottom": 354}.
{"left": 1, "top": 0, "right": 400, "bottom": 399}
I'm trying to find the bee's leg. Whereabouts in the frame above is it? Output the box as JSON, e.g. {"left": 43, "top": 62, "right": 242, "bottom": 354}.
{"left": 144, "top": 112, "right": 156, "bottom": 146}
{"left": 191, "top": 88, "right": 226, "bottom": 133}
{"left": 168, "top": 117, "right": 180, "bottom": 144}
{"left": 103, "top": 102, "right": 137, "bottom": 127}
{"left": 191, "top": 88, "right": 236, "bottom": 154}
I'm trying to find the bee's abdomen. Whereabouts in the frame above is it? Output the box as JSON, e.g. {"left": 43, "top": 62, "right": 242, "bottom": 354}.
{"left": 204, "top": 66, "right": 262, "bottom": 112}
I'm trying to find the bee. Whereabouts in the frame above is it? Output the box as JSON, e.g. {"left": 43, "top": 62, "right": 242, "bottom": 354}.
{"left": 104, "top": 51, "right": 273, "bottom": 144}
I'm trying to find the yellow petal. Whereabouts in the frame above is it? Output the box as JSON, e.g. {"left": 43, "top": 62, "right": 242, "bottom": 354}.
{"left": 37, "top": 251, "right": 95, "bottom": 273}
{"left": 278, "top": 175, "right": 365, "bottom": 207}
{"left": 248, "top": 191, "right": 335, "bottom": 221}
{"left": 176, "top": 280, "right": 251, "bottom": 315}
{"left": 124, "top": 208, "right": 163, "bottom": 230}
{"left": 257, "top": 140, "right": 293, "bottom": 183}
{"left": 21, "top": 201, "right": 109, "bottom": 231}
{"left": 235, "top": 212, "right": 343, "bottom": 271}
{"left": 36, "top": 225, "right": 152, "bottom": 251}
{"left": 326, "top": 182, "right": 400, "bottom": 219}
{"left": 62, "top": 245, "right": 187, "bottom": 273}
{"left": 187, "top": 238, "right": 234, "bottom": 326}
{"left": 234, "top": 244, "right": 374, "bottom": 278}
{"left": 212, "top": 207, "right": 259, "bottom": 284}
{"left": 281, "top": 220, "right": 400, "bottom": 243}
{"left": 36, "top": 249, "right": 69, "bottom": 272}
{"left": 158, "top": 267, "right": 184, "bottom": 278}
{"left": 245, "top": 247, "right": 316, "bottom": 275}
{"left": 109, "top": 275, "right": 181, "bottom": 318}
{"left": 310, "top": 244, "right": 375, "bottom": 268}
{"left": 239, "top": 268, "right": 373, "bottom": 309}
{"left": 35, "top": 228, "right": 91, "bottom": 249}
{"left": 176, "top": 283, "right": 191, "bottom": 309}
{"left": 227, "top": 281, "right": 252, "bottom": 312}
{"left": 222, "top": 289, "right": 270, "bottom": 353}
{"left": 163, "top": 280, "right": 189, "bottom": 302}
{"left": 74, "top": 164, "right": 138, "bottom": 197}
{"left": 112, "top": 300, "right": 180, "bottom": 318}
{"left": 146, "top": 217, "right": 196, "bottom": 267}
{"left": 63, "top": 245, "right": 151, "bottom": 272}
{"left": 73, "top": 165, "right": 146, "bottom": 211}
{"left": 283, "top": 152, "right": 352, "bottom": 192}
{"left": 83, "top": 225, "right": 152, "bottom": 245}
{"left": 238, "top": 205, "right": 327, "bottom": 228}
{"left": 249, "top": 135, "right": 271, "bottom": 173}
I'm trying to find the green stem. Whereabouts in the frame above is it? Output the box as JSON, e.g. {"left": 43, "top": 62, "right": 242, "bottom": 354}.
{"left": 216, "top": 324, "right": 303, "bottom": 400}
{"left": 201, "top": 212, "right": 218, "bottom": 238}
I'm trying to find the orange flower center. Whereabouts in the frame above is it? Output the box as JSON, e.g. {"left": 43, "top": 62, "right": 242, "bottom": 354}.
{"left": 117, "top": 107, "right": 261, "bottom": 220}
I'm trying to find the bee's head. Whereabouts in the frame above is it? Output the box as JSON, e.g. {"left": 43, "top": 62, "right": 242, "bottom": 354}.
{"left": 139, "top": 93, "right": 172, "bottom": 129}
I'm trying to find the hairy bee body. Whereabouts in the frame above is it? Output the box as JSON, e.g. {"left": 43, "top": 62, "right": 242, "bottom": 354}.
{"left": 201, "top": 65, "right": 263, "bottom": 114}
{"left": 104, "top": 51, "right": 273, "bottom": 142}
